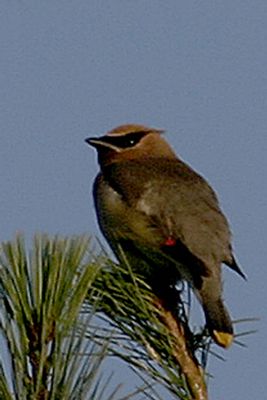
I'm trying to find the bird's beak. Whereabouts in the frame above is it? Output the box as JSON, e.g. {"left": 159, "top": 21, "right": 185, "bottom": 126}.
{"left": 85, "top": 137, "right": 103, "bottom": 147}
{"left": 85, "top": 137, "right": 121, "bottom": 152}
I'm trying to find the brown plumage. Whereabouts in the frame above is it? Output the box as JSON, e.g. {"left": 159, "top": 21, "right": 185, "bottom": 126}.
{"left": 86, "top": 124, "right": 245, "bottom": 348}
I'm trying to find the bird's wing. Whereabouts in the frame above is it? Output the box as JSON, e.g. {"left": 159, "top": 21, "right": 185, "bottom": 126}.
{"left": 99, "top": 158, "right": 234, "bottom": 271}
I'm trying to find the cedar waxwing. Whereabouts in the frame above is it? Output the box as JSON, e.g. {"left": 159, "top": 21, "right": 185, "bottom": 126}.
{"left": 86, "top": 124, "right": 245, "bottom": 348}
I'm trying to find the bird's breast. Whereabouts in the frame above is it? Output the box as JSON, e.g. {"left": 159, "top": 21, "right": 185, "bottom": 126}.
{"left": 94, "top": 173, "right": 166, "bottom": 247}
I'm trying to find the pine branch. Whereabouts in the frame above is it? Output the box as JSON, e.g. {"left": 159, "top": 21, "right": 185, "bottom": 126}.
{"left": 0, "top": 233, "right": 122, "bottom": 400}
{"left": 154, "top": 298, "right": 207, "bottom": 400}
{"left": 88, "top": 254, "right": 210, "bottom": 400}
{"left": 0, "top": 233, "right": 252, "bottom": 400}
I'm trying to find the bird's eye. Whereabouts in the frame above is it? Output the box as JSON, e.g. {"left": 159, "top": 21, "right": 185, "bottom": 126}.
{"left": 119, "top": 132, "right": 147, "bottom": 148}
{"left": 103, "top": 131, "right": 148, "bottom": 149}
{"left": 117, "top": 136, "right": 138, "bottom": 148}
{"left": 128, "top": 138, "right": 137, "bottom": 146}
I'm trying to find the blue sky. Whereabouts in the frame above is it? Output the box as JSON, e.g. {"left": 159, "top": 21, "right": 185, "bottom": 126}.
{"left": 1, "top": 1, "right": 266, "bottom": 399}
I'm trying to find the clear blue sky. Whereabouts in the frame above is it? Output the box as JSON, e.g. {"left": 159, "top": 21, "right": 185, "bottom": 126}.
{"left": 1, "top": 1, "right": 266, "bottom": 399}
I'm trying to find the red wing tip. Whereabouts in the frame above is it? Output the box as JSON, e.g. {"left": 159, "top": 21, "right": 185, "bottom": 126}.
{"left": 163, "top": 238, "right": 177, "bottom": 246}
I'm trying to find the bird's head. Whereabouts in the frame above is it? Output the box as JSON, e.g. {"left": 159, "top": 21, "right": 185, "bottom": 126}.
{"left": 85, "top": 124, "right": 177, "bottom": 168}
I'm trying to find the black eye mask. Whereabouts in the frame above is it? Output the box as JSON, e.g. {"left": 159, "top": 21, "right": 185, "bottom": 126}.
{"left": 102, "top": 131, "right": 148, "bottom": 149}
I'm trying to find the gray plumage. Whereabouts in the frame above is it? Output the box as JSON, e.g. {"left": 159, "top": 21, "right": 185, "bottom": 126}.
{"left": 87, "top": 124, "right": 245, "bottom": 347}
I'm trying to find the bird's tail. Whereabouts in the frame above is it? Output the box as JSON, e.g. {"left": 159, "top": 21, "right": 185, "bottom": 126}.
{"left": 202, "top": 297, "right": 234, "bottom": 348}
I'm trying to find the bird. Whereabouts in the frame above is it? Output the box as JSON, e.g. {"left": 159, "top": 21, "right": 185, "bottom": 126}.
{"left": 85, "top": 124, "right": 245, "bottom": 348}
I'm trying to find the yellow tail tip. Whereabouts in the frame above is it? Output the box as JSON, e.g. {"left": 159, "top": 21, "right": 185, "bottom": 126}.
{"left": 213, "top": 331, "right": 234, "bottom": 348}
